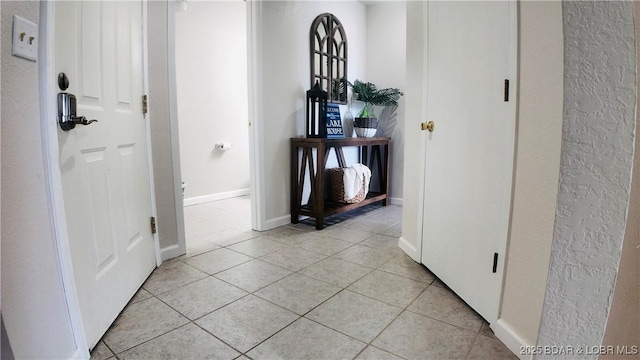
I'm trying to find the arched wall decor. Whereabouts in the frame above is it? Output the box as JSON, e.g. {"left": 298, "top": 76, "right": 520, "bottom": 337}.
{"left": 310, "top": 13, "right": 348, "bottom": 104}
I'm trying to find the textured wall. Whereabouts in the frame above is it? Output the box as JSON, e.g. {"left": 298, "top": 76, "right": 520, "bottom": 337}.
{"left": 537, "top": 1, "right": 636, "bottom": 356}
{"left": 1, "top": 1, "right": 77, "bottom": 357}
{"left": 600, "top": 2, "right": 640, "bottom": 354}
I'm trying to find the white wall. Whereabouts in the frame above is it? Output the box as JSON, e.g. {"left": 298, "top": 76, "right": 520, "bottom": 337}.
{"left": 537, "top": 1, "right": 636, "bottom": 353}
{"left": 256, "top": 1, "right": 367, "bottom": 228}
{"left": 498, "top": 0, "right": 563, "bottom": 349}
{"left": 175, "top": 1, "right": 250, "bottom": 203}
{"left": 1, "top": 1, "right": 77, "bottom": 358}
{"left": 366, "top": 2, "right": 406, "bottom": 204}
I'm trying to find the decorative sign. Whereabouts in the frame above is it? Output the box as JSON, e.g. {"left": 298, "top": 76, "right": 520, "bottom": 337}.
{"left": 326, "top": 103, "right": 344, "bottom": 138}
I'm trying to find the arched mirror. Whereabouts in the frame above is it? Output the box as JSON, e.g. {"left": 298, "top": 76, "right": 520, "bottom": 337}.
{"left": 310, "top": 13, "right": 348, "bottom": 104}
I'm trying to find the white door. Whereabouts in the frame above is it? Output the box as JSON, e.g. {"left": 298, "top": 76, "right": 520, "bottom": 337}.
{"left": 56, "top": 1, "right": 156, "bottom": 348}
{"left": 421, "top": 1, "right": 516, "bottom": 322}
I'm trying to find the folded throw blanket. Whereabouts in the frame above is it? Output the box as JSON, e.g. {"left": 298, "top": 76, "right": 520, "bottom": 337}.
{"left": 342, "top": 163, "right": 371, "bottom": 200}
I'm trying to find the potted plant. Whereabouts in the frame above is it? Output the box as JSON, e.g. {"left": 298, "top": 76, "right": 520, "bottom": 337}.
{"left": 348, "top": 80, "right": 403, "bottom": 137}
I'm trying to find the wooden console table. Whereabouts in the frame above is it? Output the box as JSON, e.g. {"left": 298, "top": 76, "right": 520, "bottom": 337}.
{"left": 290, "top": 137, "right": 390, "bottom": 229}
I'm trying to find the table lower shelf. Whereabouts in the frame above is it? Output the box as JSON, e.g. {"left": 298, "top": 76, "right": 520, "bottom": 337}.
{"left": 298, "top": 192, "right": 387, "bottom": 219}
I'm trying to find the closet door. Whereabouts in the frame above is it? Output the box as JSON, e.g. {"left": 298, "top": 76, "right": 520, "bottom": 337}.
{"left": 420, "top": 1, "right": 516, "bottom": 323}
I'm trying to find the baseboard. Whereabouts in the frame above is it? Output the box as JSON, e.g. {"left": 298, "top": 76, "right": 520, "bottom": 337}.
{"left": 160, "top": 244, "right": 184, "bottom": 262}
{"left": 389, "top": 197, "right": 403, "bottom": 205}
{"left": 183, "top": 188, "right": 250, "bottom": 207}
{"left": 492, "top": 318, "right": 532, "bottom": 360}
{"left": 398, "top": 236, "right": 420, "bottom": 261}
{"left": 264, "top": 215, "right": 291, "bottom": 231}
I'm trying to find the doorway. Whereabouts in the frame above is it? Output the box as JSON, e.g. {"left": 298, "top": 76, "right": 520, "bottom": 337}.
{"left": 173, "top": 1, "right": 253, "bottom": 253}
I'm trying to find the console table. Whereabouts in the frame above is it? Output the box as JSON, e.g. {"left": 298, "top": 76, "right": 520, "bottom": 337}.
{"left": 290, "top": 137, "right": 390, "bottom": 229}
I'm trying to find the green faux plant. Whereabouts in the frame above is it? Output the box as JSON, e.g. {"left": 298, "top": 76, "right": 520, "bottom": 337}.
{"left": 348, "top": 80, "right": 403, "bottom": 118}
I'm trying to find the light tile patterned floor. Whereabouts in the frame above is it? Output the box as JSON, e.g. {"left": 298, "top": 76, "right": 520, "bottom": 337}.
{"left": 91, "top": 196, "right": 516, "bottom": 360}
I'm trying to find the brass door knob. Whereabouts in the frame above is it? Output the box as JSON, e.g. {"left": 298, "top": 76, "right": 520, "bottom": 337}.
{"left": 421, "top": 121, "right": 435, "bottom": 132}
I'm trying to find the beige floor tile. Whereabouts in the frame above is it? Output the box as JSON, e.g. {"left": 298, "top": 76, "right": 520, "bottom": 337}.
{"left": 103, "top": 297, "right": 189, "bottom": 353}
{"left": 348, "top": 270, "right": 428, "bottom": 308}
{"left": 255, "top": 273, "right": 341, "bottom": 315}
{"left": 184, "top": 217, "right": 229, "bottom": 241}
{"left": 372, "top": 311, "right": 477, "bottom": 359}
{"left": 266, "top": 230, "right": 319, "bottom": 246}
{"left": 355, "top": 346, "right": 404, "bottom": 360}
{"left": 378, "top": 255, "right": 436, "bottom": 283}
{"left": 204, "top": 229, "right": 260, "bottom": 247}
{"left": 379, "top": 223, "right": 402, "bottom": 238}
{"left": 480, "top": 321, "right": 496, "bottom": 338}
{"left": 226, "top": 236, "right": 288, "bottom": 257}
{"left": 299, "top": 257, "right": 373, "bottom": 288}
{"left": 346, "top": 219, "right": 396, "bottom": 234}
{"left": 90, "top": 341, "right": 114, "bottom": 360}
{"left": 118, "top": 323, "right": 239, "bottom": 360}
{"left": 358, "top": 234, "right": 406, "bottom": 257}
{"left": 99, "top": 200, "right": 517, "bottom": 360}
{"left": 297, "top": 236, "right": 354, "bottom": 256}
{"left": 467, "top": 334, "right": 518, "bottom": 359}
{"left": 142, "top": 261, "right": 207, "bottom": 295}
{"left": 195, "top": 295, "right": 298, "bottom": 352}
{"left": 214, "top": 259, "right": 292, "bottom": 292}
{"left": 306, "top": 290, "right": 402, "bottom": 342}
{"left": 184, "top": 248, "right": 252, "bottom": 275}
{"left": 259, "top": 246, "right": 327, "bottom": 272}
{"left": 247, "top": 318, "right": 365, "bottom": 360}
{"left": 156, "top": 277, "right": 247, "bottom": 320}
{"left": 407, "top": 285, "right": 483, "bottom": 332}
{"left": 332, "top": 245, "right": 395, "bottom": 268}
{"left": 183, "top": 238, "right": 221, "bottom": 257}
{"left": 129, "top": 288, "right": 152, "bottom": 305}
{"left": 320, "top": 227, "right": 376, "bottom": 243}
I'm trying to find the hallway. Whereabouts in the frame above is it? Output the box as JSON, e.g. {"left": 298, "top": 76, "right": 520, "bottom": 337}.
{"left": 90, "top": 200, "right": 515, "bottom": 359}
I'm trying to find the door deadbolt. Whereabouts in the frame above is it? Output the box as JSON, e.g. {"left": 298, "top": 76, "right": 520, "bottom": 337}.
{"left": 57, "top": 72, "right": 98, "bottom": 131}
{"left": 421, "top": 121, "right": 435, "bottom": 132}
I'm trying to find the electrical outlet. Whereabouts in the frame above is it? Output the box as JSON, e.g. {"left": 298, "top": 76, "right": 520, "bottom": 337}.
{"left": 12, "top": 15, "right": 38, "bottom": 62}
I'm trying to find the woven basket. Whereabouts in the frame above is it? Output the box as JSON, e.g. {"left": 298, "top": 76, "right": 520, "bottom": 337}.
{"left": 328, "top": 168, "right": 366, "bottom": 204}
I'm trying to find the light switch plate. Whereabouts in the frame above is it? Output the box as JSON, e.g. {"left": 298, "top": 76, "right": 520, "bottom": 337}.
{"left": 12, "top": 15, "right": 38, "bottom": 62}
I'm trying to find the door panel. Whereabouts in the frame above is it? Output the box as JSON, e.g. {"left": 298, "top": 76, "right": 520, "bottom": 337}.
{"left": 56, "top": 0, "right": 155, "bottom": 348}
{"left": 421, "top": 1, "right": 515, "bottom": 323}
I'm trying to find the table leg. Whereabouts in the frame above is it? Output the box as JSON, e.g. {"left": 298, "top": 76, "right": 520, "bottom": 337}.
{"left": 315, "top": 143, "right": 326, "bottom": 229}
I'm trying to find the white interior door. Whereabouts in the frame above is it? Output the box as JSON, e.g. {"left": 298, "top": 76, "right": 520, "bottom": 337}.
{"left": 421, "top": 1, "right": 516, "bottom": 323}
{"left": 56, "top": 0, "right": 156, "bottom": 348}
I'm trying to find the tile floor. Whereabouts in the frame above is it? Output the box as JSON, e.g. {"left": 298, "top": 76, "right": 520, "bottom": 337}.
{"left": 91, "top": 196, "right": 516, "bottom": 360}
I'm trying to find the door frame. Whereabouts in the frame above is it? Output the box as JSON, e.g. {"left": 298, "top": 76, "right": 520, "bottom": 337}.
{"left": 38, "top": 1, "right": 160, "bottom": 356}
{"left": 416, "top": 0, "right": 519, "bottom": 324}
{"left": 246, "top": 0, "right": 266, "bottom": 231}
{"left": 168, "top": 0, "right": 265, "bottom": 231}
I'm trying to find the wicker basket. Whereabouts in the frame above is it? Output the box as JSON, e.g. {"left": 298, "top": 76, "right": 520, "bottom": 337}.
{"left": 327, "top": 168, "right": 366, "bottom": 204}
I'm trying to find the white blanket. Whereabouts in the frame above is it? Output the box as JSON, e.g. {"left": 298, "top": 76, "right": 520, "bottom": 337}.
{"left": 342, "top": 163, "right": 371, "bottom": 200}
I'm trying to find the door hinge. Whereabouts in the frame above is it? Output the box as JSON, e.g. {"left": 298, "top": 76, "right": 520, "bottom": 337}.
{"left": 150, "top": 216, "right": 157, "bottom": 234}
{"left": 503, "top": 79, "right": 509, "bottom": 102}
{"left": 142, "top": 94, "right": 148, "bottom": 115}
{"left": 492, "top": 253, "right": 498, "bottom": 273}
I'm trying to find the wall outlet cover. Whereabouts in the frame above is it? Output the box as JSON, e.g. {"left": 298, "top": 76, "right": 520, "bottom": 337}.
{"left": 12, "top": 15, "right": 38, "bottom": 62}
